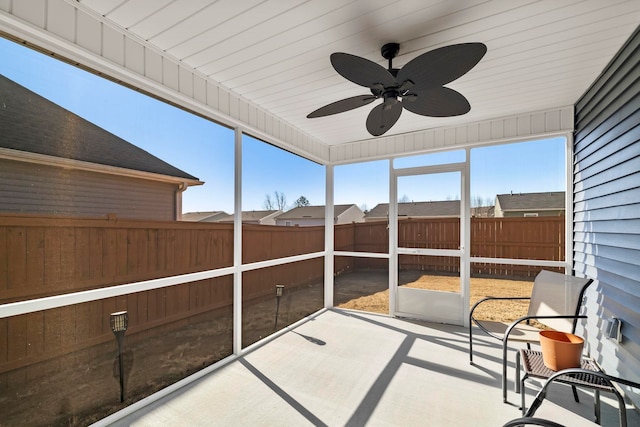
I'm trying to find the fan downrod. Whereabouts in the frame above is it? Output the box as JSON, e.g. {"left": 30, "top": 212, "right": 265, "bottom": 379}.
{"left": 381, "top": 42, "right": 400, "bottom": 76}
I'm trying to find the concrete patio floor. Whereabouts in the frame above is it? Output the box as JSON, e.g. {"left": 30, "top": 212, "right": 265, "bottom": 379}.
{"left": 100, "top": 309, "right": 638, "bottom": 426}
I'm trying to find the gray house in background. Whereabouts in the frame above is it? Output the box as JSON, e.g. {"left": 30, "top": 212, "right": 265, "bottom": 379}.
{"left": 0, "top": 75, "right": 202, "bottom": 221}
{"left": 275, "top": 204, "right": 364, "bottom": 227}
{"left": 181, "top": 211, "right": 228, "bottom": 222}
{"left": 214, "top": 210, "right": 282, "bottom": 225}
{"left": 494, "top": 191, "right": 565, "bottom": 217}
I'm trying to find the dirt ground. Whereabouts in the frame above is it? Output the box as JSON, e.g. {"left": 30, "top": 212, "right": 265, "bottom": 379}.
{"left": 335, "top": 270, "right": 534, "bottom": 323}
{"left": 1, "top": 270, "right": 531, "bottom": 426}
{"left": 0, "top": 284, "right": 324, "bottom": 427}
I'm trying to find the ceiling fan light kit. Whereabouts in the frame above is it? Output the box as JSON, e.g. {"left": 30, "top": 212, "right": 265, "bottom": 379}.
{"left": 307, "top": 42, "right": 487, "bottom": 136}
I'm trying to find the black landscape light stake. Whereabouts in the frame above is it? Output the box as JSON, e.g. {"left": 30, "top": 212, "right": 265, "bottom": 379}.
{"left": 274, "top": 284, "right": 285, "bottom": 330}
{"left": 110, "top": 311, "right": 128, "bottom": 403}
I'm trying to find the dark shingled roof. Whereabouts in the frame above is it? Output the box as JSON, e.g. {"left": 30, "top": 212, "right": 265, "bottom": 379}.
{"left": 0, "top": 74, "right": 199, "bottom": 181}
{"left": 366, "top": 201, "right": 461, "bottom": 218}
{"left": 496, "top": 192, "right": 565, "bottom": 211}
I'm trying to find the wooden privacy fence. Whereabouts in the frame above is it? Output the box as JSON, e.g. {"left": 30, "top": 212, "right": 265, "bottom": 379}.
{"left": 336, "top": 217, "right": 565, "bottom": 277}
{"left": 0, "top": 215, "right": 323, "bottom": 374}
{"left": 0, "top": 214, "right": 563, "bottom": 374}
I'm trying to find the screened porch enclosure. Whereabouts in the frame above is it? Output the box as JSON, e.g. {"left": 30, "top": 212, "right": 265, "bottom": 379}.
{"left": 0, "top": 213, "right": 570, "bottom": 425}
{"left": 0, "top": 36, "right": 609, "bottom": 427}
{"left": 1, "top": 2, "right": 640, "bottom": 426}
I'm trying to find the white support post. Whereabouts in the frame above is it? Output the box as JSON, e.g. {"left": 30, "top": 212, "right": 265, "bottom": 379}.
{"left": 325, "top": 164, "right": 334, "bottom": 308}
{"left": 388, "top": 160, "right": 397, "bottom": 317}
{"left": 461, "top": 148, "right": 472, "bottom": 327}
{"left": 233, "top": 127, "right": 243, "bottom": 355}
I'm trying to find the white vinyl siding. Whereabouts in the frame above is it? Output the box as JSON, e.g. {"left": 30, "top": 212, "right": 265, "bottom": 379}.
{"left": 0, "top": 159, "right": 177, "bottom": 220}
{"left": 573, "top": 26, "right": 640, "bottom": 407}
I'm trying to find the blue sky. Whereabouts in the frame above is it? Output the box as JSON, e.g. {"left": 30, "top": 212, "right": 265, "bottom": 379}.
{"left": 0, "top": 37, "right": 565, "bottom": 213}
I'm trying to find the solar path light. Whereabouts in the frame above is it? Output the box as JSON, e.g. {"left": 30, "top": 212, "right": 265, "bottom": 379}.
{"left": 274, "top": 285, "right": 285, "bottom": 330}
{"left": 110, "top": 311, "right": 128, "bottom": 402}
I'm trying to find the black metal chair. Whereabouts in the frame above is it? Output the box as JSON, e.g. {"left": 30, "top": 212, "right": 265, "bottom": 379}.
{"left": 524, "top": 368, "right": 640, "bottom": 427}
{"left": 502, "top": 417, "right": 565, "bottom": 427}
{"left": 469, "top": 270, "right": 593, "bottom": 402}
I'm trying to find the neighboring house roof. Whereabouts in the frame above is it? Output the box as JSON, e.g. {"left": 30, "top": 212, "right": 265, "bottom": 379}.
{"left": 366, "top": 201, "right": 461, "bottom": 219}
{"left": 0, "top": 74, "right": 201, "bottom": 183}
{"left": 181, "top": 211, "right": 228, "bottom": 222}
{"left": 496, "top": 192, "right": 565, "bottom": 212}
{"left": 471, "top": 205, "right": 495, "bottom": 217}
{"left": 214, "top": 210, "right": 281, "bottom": 223}
{"left": 276, "top": 204, "right": 356, "bottom": 220}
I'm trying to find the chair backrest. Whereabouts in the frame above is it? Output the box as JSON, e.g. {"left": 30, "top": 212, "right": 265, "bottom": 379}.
{"left": 526, "top": 270, "right": 593, "bottom": 332}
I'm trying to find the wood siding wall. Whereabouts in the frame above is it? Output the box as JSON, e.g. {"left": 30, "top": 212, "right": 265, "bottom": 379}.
{"left": 573, "top": 25, "right": 640, "bottom": 405}
{"left": 0, "top": 159, "right": 177, "bottom": 221}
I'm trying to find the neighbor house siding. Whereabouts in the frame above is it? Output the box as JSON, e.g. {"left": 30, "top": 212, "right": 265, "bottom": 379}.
{"left": 573, "top": 26, "right": 640, "bottom": 406}
{"left": 500, "top": 210, "right": 563, "bottom": 218}
{"left": 276, "top": 218, "right": 324, "bottom": 227}
{"left": 338, "top": 205, "right": 365, "bottom": 224}
{"left": 0, "top": 159, "right": 177, "bottom": 220}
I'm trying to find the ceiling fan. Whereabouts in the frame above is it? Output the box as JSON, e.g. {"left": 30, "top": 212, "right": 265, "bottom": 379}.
{"left": 307, "top": 42, "right": 487, "bottom": 136}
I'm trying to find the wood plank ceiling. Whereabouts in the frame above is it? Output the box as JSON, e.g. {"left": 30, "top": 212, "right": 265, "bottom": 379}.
{"left": 75, "top": 0, "right": 640, "bottom": 146}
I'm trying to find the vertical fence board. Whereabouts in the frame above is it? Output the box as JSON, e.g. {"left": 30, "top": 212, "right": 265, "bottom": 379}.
{"left": 88, "top": 300, "right": 103, "bottom": 338}
{"left": 7, "top": 315, "right": 27, "bottom": 361}
{"left": 137, "top": 291, "right": 148, "bottom": 325}
{"left": 102, "top": 228, "right": 117, "bottom": 283}
{"left": 59, "top": 306, "right": 76, "bottom": 352}
{"left": 25, "top": 228, "right": 45, "bottom": 289}
{"left": 26, "top": 312, "right": 45, "bottom": 358}
{"left": 0, "top": 228, "right": 7, "bottom": 292}
{"left": 43, "top": 308, "right": 62, "bottom": 355}
{"left": 147, "top": 229, "right": 158, "bottom": 276}
{"left": 74, "top": 303, "right": 92, "bottom": 347}
{"left": 0, "top": 318, "right": 7, "bottom": 365}
{"left": 76, "top": 227, "right": 91, "bottom": 282}
{"left": 89, "top": 228, "right": 103, "bottom": 282}
{"left": 127, "top": 293, "right": 139, "bottom": 327}
{"left": 7, "top": 227, "right": 26, "bottom": 291}
{"left": 116, "top": 229, "right": 128, "bottom": 278}
{"left": 59, "top": 228, "right": 76, "bottom": 287}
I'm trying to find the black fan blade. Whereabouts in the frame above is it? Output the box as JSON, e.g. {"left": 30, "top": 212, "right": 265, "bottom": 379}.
{"left": 307, "top": 95, "right": 376, "bottom": 118}
{"left": 402, "top": 87, "right": 470, "bottom": 117}
{"left": 366, "top": 101, "right": 402, "bottom": 136}
{"left": 397, "top": 43, "right": 486, "bottom": 91}
{"left": 331, "top": 52, "right": 396, "bottom": 89}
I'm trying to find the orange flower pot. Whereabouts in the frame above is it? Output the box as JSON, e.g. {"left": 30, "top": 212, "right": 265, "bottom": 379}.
{"left": 539, "top": 330, "right": 584, "bottom": 371}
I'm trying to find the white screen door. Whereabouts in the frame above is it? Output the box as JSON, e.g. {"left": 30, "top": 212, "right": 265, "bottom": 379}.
{"left": 391, "top": 164, "right": 468, "bottom": 325}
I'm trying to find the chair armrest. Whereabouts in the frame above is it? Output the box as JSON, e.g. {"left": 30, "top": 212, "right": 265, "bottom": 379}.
{"left": 504, "top": 314, "right": 587, "bottom": 341}
{"left": 470, "top": 296, "right": 531, "bottom": 318}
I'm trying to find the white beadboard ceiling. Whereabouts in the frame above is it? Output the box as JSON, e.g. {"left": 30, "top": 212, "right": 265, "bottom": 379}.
{"left": 70, "top": 0, "right": 640, "bottom": 147}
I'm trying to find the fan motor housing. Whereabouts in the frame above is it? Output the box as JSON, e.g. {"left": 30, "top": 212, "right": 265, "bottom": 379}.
{"left": 381, "top": 43, "right": 399, "bottom": 60}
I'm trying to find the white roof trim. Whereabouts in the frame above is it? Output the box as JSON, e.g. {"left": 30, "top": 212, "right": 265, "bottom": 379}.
{"left": 330, "top": 106, "right": 575, "bottom": 164}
